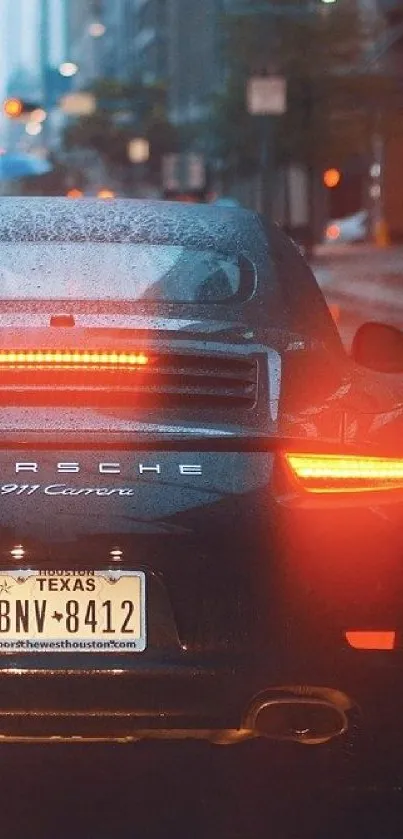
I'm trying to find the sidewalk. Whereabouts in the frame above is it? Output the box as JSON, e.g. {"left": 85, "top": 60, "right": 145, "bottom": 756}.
{"left": 311, "top": 244, "right": 403, "bottom": 306}
{"left": 310, "top": 244, "right": 403, "bottom": 347}
{"left": 312, "top": 242, "right": 403, "bottom": 268}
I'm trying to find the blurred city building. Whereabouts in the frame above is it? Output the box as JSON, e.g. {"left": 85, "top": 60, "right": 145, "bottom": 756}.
{"left": 375, "top": 0, "right": 403, "bottom": 242}
{"left": 37, "top": 0, "right": 230, "bottom": 139}
{"left": 2, "top": 1, "right": 40, "bottom": 151}
{"left": 4, "top": 66, "right": 42, "bottom": 156}
{"left": 378, "top": 0, "right": 403, "bottom": 16}
{"left": 64, "top": 0, "right": 142, "bottom": 85}
{"left": 4, "top": 0, "right": 25, "bottom": 78}
{"left": 377, "top": 0, "right": 403, "bottom": 70}
{"left": 64, "top": 0, "right": 105, "bottom": 87}
{"left": 167, "top": 0, "right": 226, "bottom": 125}
{"left": 132, "top": 0, "right": 168, "bottom": 84}
{"left": 100, "top": 1, "right": 137, "bottom": 81}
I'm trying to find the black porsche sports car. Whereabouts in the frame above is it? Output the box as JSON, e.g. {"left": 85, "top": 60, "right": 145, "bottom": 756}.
{"left": 0, "top": 197, "right": 401, "bottom": 762}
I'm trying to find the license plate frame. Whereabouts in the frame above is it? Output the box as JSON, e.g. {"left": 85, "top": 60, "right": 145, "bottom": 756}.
{"left": 0, "top": 569, "right": 146, "bottom": 653}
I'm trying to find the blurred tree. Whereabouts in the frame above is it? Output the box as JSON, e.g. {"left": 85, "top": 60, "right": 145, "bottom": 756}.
{"left": 62, "top": 78, "right": 180, "bottom": 192}
{"left": 208, "top": 0, "right": 394, "bottom": 180}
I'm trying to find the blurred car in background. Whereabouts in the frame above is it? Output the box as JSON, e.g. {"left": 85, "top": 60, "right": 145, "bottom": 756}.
{"left": 324, "top": 209, "right": 368, "bottom": 244}
{"left": 212, "top": 197, "right": 242, "bottom": 208}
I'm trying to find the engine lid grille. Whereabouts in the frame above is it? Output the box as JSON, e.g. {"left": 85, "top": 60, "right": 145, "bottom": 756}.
{"left": 0, "top": 350, "right": 258, "bottom": 409}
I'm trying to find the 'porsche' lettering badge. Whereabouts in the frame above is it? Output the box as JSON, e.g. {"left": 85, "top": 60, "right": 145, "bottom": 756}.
{"left": 14, "top": 462, "right": 202, "bottom": 476}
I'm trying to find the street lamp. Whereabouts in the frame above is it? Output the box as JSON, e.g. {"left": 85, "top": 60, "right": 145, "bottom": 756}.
{"left": 246, "top": 76, "right": 287, "bottom": 222}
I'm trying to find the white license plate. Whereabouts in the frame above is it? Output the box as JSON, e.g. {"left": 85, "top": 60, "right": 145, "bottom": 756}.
{"left": 0, "top": 570, "right": 146, "bottom": 653}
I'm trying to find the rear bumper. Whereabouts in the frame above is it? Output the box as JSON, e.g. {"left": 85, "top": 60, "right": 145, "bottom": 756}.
{"left": 0, "top": 450, "right": 400, "bottom": 753}
{"left": 0, "top": 662, "right": 254, "bottom": 742}
{"left": 0, "top": 647, "right": 397, "bottom": 748}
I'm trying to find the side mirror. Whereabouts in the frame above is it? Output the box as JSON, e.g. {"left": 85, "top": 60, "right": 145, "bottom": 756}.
{"left": 352, "top": 321, "right": 403, "bottom": 374}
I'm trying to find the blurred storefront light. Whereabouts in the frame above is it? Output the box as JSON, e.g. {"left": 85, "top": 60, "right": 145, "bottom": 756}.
{"left": 67, "top": 189, "right": 84, "bottom": 199}
{"left": 25, "top": 123, "right": 43, "bottom": 137}
{"left": 97, "top": 189, "right": 116, "bottom": 199}
{"left": 59, "top": 62, "right": 79, "bottom": 78}
{"left": 60, "top": 92, "right": 97, "bottom": 116}
{"left": 127, "top": 138, "right": 150, "bottom": 164}
{"left": 88, "top": 22, "right": 106, "bottom": 38}
{"left": 30, "top": 108, "right": 47, "bottom": 123}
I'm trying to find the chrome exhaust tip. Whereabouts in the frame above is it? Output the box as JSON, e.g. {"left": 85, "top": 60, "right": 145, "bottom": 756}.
{"left": 246, "top": 696, "right": 348, "bottom": 745}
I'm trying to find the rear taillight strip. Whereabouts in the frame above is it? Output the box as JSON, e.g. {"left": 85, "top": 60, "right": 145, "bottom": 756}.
{"left": 285, "top": 453, "right": 403, "bottom": 493}
{"left": 0, "top": 351, "right": 149, "bottom": 367}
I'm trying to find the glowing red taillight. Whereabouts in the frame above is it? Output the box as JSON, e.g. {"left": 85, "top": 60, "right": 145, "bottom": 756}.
{"left": 0, "top": 351, "right": 149, "bottom": 368}
{"left": 345, "top": 631, "right": 396, "bottom": 651}
{"left": 285, "top": 453, "right": 403, "bottom": 493}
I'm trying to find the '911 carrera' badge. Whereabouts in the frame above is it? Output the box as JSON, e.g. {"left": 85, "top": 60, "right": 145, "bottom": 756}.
{"left": 1, "top": 485, "right": 183, "bottom": 497}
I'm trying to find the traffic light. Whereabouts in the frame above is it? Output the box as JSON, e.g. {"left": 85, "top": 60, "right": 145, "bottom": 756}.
{"left": 3, "top": 98, "right": 43, "bottom": 120}
{"left": 323, "top": 168, "right": 342, "bottom": 189}
{"left": 3, "top": 98, "right": 23, "bottom": 118}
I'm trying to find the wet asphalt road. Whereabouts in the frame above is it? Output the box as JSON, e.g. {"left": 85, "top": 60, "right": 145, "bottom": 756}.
{"left": 2, "top": 740, "right": 403, "bottom": 839}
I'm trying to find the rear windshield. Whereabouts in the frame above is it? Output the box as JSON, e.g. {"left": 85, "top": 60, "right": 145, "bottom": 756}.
{"left": 0, "top": 242, "right": 254, "bottom": 304}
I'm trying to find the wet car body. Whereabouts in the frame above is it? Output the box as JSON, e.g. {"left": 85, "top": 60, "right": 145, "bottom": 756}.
{"left": 0, "top": 198, "right": 401, "bottom": 763}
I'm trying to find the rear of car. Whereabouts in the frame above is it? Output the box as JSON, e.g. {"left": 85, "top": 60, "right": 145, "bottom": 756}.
{"left": 325, "top": 210, "right": 368, "bottom": 244}
{"left": 0, "top": 198, "right": 401, "bottom": 766}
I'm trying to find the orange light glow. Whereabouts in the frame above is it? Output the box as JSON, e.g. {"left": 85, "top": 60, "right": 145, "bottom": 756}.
{"left": 345, "top": 631, "right": 396, "bottom": 651}
{"left": 66, "top": 188, "right": 84, "bottom": 199}
{"left": 0, "top": 350, "right": 149, "bottom": 367}
{"left": 323, "top": 168, "right": 341, "bottom": 189}
{"left": 326, "top": 223, "right": 341, "bottom": 241}
{"left": 328, "top": 303, "right": 340, "bottom": 323}
{"left": 285, "top": 453, "right": 403, "bottom": 493}
{"left": 3, "top": 98, "right": 23, "bottom": 118}
{"left": 97, "top": 189, "right": 116, "bottom": 199}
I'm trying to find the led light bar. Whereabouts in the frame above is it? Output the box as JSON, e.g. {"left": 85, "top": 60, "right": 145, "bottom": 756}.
{"left": 0, "top": 350, "right": 149, "bottom": 367}
{"left": 285, "top": 453, "right": 403, "bottom": 493}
